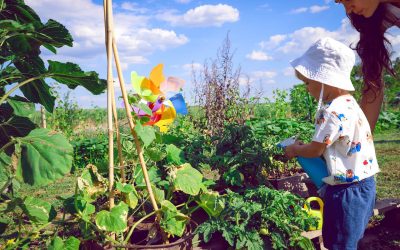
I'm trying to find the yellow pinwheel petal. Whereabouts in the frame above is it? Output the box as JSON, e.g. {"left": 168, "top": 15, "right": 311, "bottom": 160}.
{"left": 155, "top": 106, "right": 176, "bottom": 133}
{"left": 149, "top": 64, "right": 165, "bottom": 89}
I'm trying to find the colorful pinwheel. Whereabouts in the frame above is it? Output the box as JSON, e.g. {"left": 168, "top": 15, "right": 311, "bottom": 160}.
{"left": 131, "top": 64, "right": 187, "bottom": 132}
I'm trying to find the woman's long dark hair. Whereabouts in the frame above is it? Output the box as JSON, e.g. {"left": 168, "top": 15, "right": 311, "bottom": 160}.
{"left": 348, "top": 3, "right": 398, "bottom": 95}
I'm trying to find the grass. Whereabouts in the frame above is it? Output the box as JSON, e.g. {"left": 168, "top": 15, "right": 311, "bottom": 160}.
{"left": 17, "top": 173, "right": 77, "bottom": 209}
{"left": 374, "top": 130, "right": 400, "bottom": 199}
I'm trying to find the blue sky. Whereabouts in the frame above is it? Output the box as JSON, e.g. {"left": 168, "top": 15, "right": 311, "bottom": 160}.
{"left": 24, "top": 0, "right": 400, "bottom": 108}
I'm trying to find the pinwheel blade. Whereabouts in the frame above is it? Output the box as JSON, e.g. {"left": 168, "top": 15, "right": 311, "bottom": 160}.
{"left": 169, "top": 93, "right": 188, "bottom": 115}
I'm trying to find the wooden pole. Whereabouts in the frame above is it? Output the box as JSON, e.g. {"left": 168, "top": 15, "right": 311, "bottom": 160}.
{"left": 105, "top": 0, "right": 114, "bottom": 209}
{"left": 111, "top": 82, "right": 125, "bottom": 182}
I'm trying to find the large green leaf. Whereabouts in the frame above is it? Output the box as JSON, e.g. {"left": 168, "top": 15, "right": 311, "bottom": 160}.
{"left": 15, "top": 57, "right": 55, "bottom": 112}
{"left": 48, "top": 61, "right": 106, "bottom": 95}
{"left": 197, "top": 192, "right": 225, "bottom": 217}
{"left": 17, "top": 128, "right": 73, "bottom": 186}
{"left": 116, "top": 182, "right": 139, "bottom": 209}
{"left": 134, "top": 121, "right": 156, "bottom": 147}
{"left": 0, "top": 114, "right": 36, "bottom": 148}
{"left": 48, "top": 236, "right": 80, "bottom": 250}
{"left": 38, "top": 19, "right": 73, "bottom": 48}
{"left": 21, "top": 196, "right": 56, "bottom": 224}
{"left": 134, "top": 165, "right": 162, "bottom": 187}
{"left": 95, "top": 202, "right": 128, "bottom": 233}
{"left": 0, "top": 152, "right": 11, "bottom": 189}
{"left": 173, "top": 163, "right": 203, "bottom": 196}
{"left": 160, "top": 200, "right": 189, "bottom": 237}
{"left": 166, "top": 144, "right": 185, "bottom": 165}
{"left": 1, "top": 0, "right": 42, "bottom": 26}
{"left": 7, "top": 96, "right": 35, "bottom": 118}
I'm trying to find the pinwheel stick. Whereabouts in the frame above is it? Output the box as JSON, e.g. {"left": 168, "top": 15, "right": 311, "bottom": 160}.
{"left": 103, "top": 0, "right": 159, "bottom": 214}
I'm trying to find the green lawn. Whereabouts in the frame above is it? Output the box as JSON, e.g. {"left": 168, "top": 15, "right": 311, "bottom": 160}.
{"left": 18, "top": 173, "right": 77, "bottom": 209}
{"left": 374, "top": 130, "right": 400, "bottom": 199}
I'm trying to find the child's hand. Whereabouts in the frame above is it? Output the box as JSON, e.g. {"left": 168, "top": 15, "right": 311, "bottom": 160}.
{"left": 284, "top": 141, "right": 302, "bottom": 159}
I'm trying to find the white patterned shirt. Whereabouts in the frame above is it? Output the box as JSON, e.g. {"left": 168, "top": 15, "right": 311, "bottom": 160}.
{"left": 312, "top": 95, "right": 380, "bottom": 185}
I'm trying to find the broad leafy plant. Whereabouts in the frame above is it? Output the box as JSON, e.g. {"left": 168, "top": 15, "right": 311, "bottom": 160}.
{"left": 0, "top": 0, "right": 106, "bottom": 188}
{"left": 0, "top": 1, "right": 105, "bottom": 248}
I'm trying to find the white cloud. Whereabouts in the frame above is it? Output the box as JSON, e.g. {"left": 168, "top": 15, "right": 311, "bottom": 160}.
{"left": 274, "top": 19, "right": 359, "bottom": 54}
{"left": 25, "top": 0, "right": 188, "bottom": 66}
{"left": 259, "top": 34, "right": 287, "bottom": 49}
{"left": 291, "top": 7, "right": 308, "bottom": 14}
{"left": 120, "top": 2, "right": 149, "bottom": 14}
{"left": 158, "top": 4, "right": 239, "bottom": 27}
{"left": 310, "top": 5, "right": 330, "bottom": 13}
{"left": 290, "top": 5, "right": 330, "bottom": 14}
{"left": 246, "top": 51, "right": 273, "bottom": 61}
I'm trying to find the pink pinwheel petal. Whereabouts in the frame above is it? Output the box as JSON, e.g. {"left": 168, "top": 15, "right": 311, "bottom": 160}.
{"left": 160, "top": 76, "right": 185, "bottom": 93}
{"left": 133, "top": 106, "right": 147, "bottom": 116}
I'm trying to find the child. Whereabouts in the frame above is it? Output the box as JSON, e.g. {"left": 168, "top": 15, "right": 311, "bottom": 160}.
{"left": 285, "top": 37, "right": 379, "bottom": 250}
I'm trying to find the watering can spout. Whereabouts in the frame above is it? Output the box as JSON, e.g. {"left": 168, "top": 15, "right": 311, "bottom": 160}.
{"left": 304, "top": 197, "right": 324, "bottom": 230}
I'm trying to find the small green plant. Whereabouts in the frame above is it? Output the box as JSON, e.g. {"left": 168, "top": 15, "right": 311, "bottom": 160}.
{"left": 196, "top": 186, "right": 317, "bottom": 250}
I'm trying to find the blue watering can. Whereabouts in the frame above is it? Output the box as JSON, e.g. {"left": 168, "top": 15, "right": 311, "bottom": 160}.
{"left": 277, "top": 136, "right": 329, "bottom": 189}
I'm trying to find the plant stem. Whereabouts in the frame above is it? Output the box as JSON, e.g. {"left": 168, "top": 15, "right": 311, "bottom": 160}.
{"left": 0, "top": 76, "right": 45, "bottom": 104}
{"left": 0, "top": 178, "right": 12, "bottom": 194}
{"left": 123, "top": 209, "right": 158, "bottom": 244}
{"left": 187, "top": 205, "right": 200, "bottom": 216}
{"left": 0, "top": 140, "right": 15, "bottom": 153}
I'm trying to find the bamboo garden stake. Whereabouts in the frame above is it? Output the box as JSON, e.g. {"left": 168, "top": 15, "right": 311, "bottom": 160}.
{"left": 105, "top": 0, "right": 115, "bottom": 209}
{"left": 103, "top": 0, "right": 159, "bottom": 212}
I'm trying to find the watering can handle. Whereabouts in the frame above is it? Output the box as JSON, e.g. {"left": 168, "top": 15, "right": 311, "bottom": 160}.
{"left": 304, "top": 197, "right": 324, "bottom": 212}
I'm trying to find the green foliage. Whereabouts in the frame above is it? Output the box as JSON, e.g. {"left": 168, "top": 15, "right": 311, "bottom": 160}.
{"left": 196, "top": 187, "right": 317, "bottom": 250}
{"left": 159, "top": 200, "right": 189, "bottom": 237}
{"left": 290, "top": 84, "right": 316, "bottom": 122}
{"left": 71, "top": 135, "right": 109, "bottom": 169}
{"left": 375, "top": 110, "right": 400, "bottom": 133}
{"left": 95, "top": 202, "right": 129, "bottom": 233}
{"left": 0, "top": 0, "right": 106, "bottom": 195}
{"left": 172, "top": 163, "right": 203, "bottom": 196}
{"left": 256, "top": 89, "right": 291, "bottom": 120}
{"left": 21, "top": 196, "right": 57, "bottom": 224}
{"left": 47, "top": 236, "right": 80, "bottom": 250}
{"left": 17, "top": 128, "right": 73, "bottom": 186}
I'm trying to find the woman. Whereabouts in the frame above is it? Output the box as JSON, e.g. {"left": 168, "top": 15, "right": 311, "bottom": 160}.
{"left": 335, "top": 0, "right": 400, "bottom": 132}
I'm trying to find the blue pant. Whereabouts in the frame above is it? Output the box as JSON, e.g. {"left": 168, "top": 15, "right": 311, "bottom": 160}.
{"left": 322, "top": 176, "right": 376, "bottom": 250}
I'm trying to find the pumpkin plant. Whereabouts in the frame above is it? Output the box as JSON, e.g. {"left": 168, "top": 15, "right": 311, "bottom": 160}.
{"left": 65, "top": 141, "right": 223, "bottom": 246}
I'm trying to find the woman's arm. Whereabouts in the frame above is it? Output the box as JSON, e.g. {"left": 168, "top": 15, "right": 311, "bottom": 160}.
{"left": 360, "top": 87, "right": 384, "bottom": 133}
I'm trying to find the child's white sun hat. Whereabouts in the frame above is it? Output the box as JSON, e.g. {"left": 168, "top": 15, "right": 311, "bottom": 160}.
{"left": 290, "top": 37, "right": 355, "bottom": 91}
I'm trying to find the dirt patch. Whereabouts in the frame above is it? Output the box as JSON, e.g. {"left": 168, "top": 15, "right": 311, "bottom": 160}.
{"left": 359, "top": 209, "right": 400, "bottom": 250}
